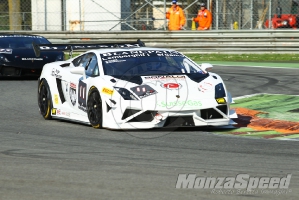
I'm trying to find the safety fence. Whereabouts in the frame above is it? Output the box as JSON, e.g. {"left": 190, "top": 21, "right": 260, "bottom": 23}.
{"left": 1, "top": 0, "right": 298, "bottom": 31}
{"left": 5, "top": 29, "right": 299, "bottom": 54}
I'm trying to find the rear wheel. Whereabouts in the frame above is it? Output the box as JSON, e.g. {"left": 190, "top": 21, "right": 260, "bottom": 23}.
{"left": 87, "top": 88, "right": 103, "bottom": 129}
{"left": 38, "top": 79, "right": 52, "bottom": 120}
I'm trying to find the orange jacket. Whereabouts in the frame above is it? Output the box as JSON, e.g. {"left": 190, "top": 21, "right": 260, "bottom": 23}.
{"left": 166, "top": 5, "right": 186, "bottom": 31}
{"left": 193, "top": 9, "right": 212, "bottom": 30}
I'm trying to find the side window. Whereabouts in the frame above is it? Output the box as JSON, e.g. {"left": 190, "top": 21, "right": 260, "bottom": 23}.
{"left": 86, "top": 53, "right": 100, "bottom": 77}
{"left": 72, "top": 54, "right": 85, "bottom": 67}
{"left": 72, "top": 53, "right": 92, "bottom": 68}
{"left": 72, "top": 53, "right": 99, "bottom": 76}
{"left": 183, "top": 59, "right": 204, "bottom": 74}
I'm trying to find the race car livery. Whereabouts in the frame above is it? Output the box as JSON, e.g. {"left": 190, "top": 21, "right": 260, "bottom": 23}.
{"left": 0, "top": 34, "right": 64, "bottom": 76}
{"left": 37, "top": 40, "right": 237, "bottom": 129}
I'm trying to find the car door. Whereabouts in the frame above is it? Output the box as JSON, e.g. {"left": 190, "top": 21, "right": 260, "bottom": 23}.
{"left": 67, "top": 52, "right": 99, "bottom": 115}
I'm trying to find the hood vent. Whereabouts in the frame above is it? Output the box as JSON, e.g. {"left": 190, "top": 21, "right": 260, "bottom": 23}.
{"left": 110, "top": 75, "right": 142, "bottom": 85}
{"left": 186, "top": 73, "right": 209, "bottom": 83}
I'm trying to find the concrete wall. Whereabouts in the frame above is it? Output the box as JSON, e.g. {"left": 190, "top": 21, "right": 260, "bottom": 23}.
{"left": 31, "top": 0, "right": 122, "bottom": 31}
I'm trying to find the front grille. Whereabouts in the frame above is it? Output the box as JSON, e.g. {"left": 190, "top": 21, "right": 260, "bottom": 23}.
{"left": 217, "top": 105, "right": 228, "bottom": 115}
{"left": 200, "top": 108, "right": 224, "bottom": 119}
{"left": 164, "top": 117, "right": 195, "bottom": 127}
{"left": 122, "top": 109, "right": 140, "bottom": 120}
{"left": 122, "top": 109, "right": 156, "bottom": 122}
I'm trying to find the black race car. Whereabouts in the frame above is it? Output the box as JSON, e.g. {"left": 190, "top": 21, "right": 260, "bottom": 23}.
{"left": 0, "top": 34, "right": 64, "bottom": 76}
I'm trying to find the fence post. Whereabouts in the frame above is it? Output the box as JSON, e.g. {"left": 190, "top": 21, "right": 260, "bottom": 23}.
{"left": 44, "top": 0, "right": 47, "bottom": 31}
{"left": 164, "top": 0, "right": 167, "bottom": 30}
{"left": 8, "top": 0, "right": 22, "bottom": 30}
{"left": 268, "top": 0, "right": 272, "bottom": 29}
{"left": 216, "top": 0, "right": 218, "bottom": 30}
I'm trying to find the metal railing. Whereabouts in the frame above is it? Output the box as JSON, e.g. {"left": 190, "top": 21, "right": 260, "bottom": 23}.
{"left": 2, "top": 29, "right": 299, "bottom": 54}
{"left": 2, "top": 0, "right": 298, "bottom": 31}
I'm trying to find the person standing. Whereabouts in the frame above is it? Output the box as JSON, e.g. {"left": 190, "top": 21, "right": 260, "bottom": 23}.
{"left": 166, "top": 0, "right": 186, "bottom": 31}
{"left": 192, "top": 3, "right": 212, "bottom": 30}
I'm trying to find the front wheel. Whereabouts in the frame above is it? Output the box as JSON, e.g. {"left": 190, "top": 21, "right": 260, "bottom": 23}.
{"left": 38, "top": 79, "right": 52, "bottom": 120}
{"left": 87, "top": 88, "right": 103, "bottom": 129}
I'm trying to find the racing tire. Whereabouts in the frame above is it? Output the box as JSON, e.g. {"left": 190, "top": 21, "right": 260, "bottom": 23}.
{"left": 38, "top": 79, "right": 52, "bottom": 120}
{"left": 87, "top": 88, "right": 103, "bottom": 129}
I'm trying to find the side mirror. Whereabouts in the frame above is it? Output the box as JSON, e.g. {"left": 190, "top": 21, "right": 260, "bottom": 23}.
{"left": 201, "top": 63, "right": 213, "bottom": 72}
{"left": 70, "top": 67, "right": 86, "bottom": 80}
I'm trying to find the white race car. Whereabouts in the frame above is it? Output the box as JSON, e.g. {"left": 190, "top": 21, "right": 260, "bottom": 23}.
{"left": 36, "top": 40, "right": 237, "bottom": 129}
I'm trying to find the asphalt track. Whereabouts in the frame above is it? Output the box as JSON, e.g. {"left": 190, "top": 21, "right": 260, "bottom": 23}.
{"left": 1, "top": 65, "right": 299, "bottom": 200}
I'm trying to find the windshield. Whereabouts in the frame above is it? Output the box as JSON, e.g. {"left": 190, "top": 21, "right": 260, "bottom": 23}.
{"left": 0, "top": 35, "right": 51, "bottom": 49}
{"left": 100, "top": 50, "right": 205, "bottom": 76}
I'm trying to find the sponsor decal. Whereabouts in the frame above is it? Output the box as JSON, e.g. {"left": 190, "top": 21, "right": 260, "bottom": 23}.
{"left": 131, "top": 85, "right": 157, "bottom": 99}
{"left": 39, "top": 44, "right": 141, "bottom": 51}
{"left": 52, "top": 108, "right": 57, "bottom": 115}
{"left": 61, "top": 111, "right": 70, "bottom": 117}
{"left": 0, "top": 48, "right": 12, "bottom": 54}
{"left": 105, "top": 59, "right": 126, "bottom": 64}
{"left": 157, "top": 100, "right": 202, "bottom": 108}
{"left": 21, "top": 58, "right": 43, "bottom": 61}
{"left": 161, "top": 83, "right": 182, "bottom": 90}
{"left": 0, "top": 35, "right": 44, "bottom": 39}
{"left": 54, "top": 94, "right": 59, "bottom": 105}
{"left": 199, "top": 82, "right": 213, "bottom": 93}
{"left": 51, "top": 68, "right": 62, "bottom": 79}
{"left": 54, "top": 109, "right": 70, "bottom": 117}
{"left": 144, "top": 75, "right": 185, "bottom": 80}
{"left": 69, "top": 82, "right": 77, "bottom": 106}
{"left": 101, "top": 50, "right": 184, "bottom": 61}
{"left": 102, "top": 87, "right": 114, "bottom": 95}
{"left": 78, "top": 81, "right": 87, "bottom": 112}
{"left": 176, "top": 174, "right": 292, "bottom": 195}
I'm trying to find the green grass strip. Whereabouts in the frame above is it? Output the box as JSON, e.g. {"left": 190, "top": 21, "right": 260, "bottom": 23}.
{"left": 232, "top": 94, "right": 299, "bottom": 122}
{"left": 214, "top": 94, "right": 299, "bottom": 139}
{"left": 187, "top": 54, "right": 299, "bottom": 62}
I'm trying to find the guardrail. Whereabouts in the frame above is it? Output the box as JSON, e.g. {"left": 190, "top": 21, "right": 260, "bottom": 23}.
{"left": 3, "top": 30, "right": 299, "bottom": 54}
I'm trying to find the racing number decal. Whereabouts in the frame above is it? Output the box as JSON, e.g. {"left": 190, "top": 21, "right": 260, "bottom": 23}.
{"left": 78, "top": 81, "right": 87, "bottom": 112}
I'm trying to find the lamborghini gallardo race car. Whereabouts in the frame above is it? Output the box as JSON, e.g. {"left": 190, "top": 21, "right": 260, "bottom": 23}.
{"left": 0, "top": 34, "right": 64, "bottom": 76}
{"left": 37, "top": 40, "right": 237, "bottom": 129}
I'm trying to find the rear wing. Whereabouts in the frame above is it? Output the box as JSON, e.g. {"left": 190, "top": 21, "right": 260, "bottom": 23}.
{"left": 32, "top": 39, "right": 145, "bottom": 58}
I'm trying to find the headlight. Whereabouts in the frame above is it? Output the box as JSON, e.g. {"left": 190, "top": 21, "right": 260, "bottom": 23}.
{"left": 130, "top": 85, "right": 157, "bottom": 99}
{"left": 215, "top": 83, "right": 226, "bottom": 99}
{"left": 114, "top": 87, "right": 139, "bottom": 100}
